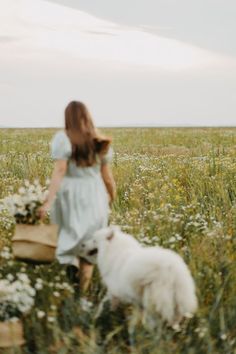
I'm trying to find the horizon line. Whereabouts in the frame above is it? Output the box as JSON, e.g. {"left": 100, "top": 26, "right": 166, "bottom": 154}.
{"left": 1, "top": 125, "right": 236, "bottom": 129}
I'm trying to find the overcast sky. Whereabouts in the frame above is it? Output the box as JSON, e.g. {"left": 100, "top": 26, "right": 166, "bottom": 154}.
{"left": 50, "top": 0, "right": 236, "bottom": 56}
{"left": 0, "top": 0, "right": 236, "bottom": 127}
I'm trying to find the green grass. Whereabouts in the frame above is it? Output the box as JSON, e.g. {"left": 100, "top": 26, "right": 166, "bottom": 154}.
{"left": 1, "top": 127, "right": 236, "bottom": 353}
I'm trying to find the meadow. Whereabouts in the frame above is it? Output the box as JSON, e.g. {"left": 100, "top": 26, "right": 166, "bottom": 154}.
{"left": 0, "top": 127, "right": 236, "bottom": 354}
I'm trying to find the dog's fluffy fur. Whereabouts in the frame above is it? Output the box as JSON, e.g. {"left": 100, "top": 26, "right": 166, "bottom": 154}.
{"left": 79, "top": 226, "right": 198, "bottom": 325}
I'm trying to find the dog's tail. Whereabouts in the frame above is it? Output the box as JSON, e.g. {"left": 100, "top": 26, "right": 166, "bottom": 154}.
{"left": 142, "top": 258, "right": 198, "bottom": 325}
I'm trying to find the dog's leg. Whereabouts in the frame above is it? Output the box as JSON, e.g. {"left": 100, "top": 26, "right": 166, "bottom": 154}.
{"left": 128, "top": 307, "right": 141, "bottom": 350}
{"left": 94, "top": 292, "right": 111, "bottom": 320}
{"left": 168, "top": 303, "right": 183, "bottom": 331}
{"left": 170, "top": 313, "right": 182, "bottom": 332}
{"left": 95, "top": 293, "right": 121, "bottom": 319}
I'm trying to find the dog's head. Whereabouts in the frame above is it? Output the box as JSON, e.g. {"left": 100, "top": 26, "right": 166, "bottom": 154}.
{"left": 78, "top": 225, "right": 120, "bottom": 264}
{"left": 78, "top": 237, "right": 98, "bottom": 264}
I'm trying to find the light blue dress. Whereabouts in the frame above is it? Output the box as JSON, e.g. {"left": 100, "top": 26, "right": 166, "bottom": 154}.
{"left": 50, "top": 131, "right": 112, "bottom": 266}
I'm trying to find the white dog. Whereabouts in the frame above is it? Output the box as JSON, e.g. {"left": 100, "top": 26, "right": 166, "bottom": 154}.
{"left": 79, "top": 226, "right": 198, "bottom": 325}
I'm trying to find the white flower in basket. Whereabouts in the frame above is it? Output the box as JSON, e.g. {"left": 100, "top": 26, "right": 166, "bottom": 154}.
{"left": 1, "top": 180, "right": 58, "bottom": 263}
{"left": 0, "top": 274, "right": 35, "bottom": 348}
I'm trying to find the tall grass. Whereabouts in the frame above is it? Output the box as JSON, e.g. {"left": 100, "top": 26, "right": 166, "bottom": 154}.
{"left": 0, "top": 128, "right": 236, "bottom": 353}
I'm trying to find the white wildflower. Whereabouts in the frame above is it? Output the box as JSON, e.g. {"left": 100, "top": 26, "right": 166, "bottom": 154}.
{"left": 172, "top": 323, "right": 181, "bottom": 332}
{"left": 48, "top": 316, "right": 55, "bottom": 323}
{"left": 220, "top": 333, "right": 227, "bottom": 340}
{"left": 37, "top": 310, "right": 46, "bottom": 319}
{"left": 6, "top": 274, "right": 14, "bottom": 282}
{"left": 53, "top": 291, "right": 60, "bottom": 298}
{"left": 80, "top": 298, "right": 93, "bottom": 312}
{"left": 17, "top": 273, "right": 30, "bottom": 284}
{"left": 35, "top": 283, "right": 43, "bottom": 290}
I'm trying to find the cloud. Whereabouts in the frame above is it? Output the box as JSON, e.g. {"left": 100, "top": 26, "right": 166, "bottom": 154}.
{"left": 1, "top": 0, "right": 233, "bottom": 73}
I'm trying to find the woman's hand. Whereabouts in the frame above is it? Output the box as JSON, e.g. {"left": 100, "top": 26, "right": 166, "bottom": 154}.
{"left": 38, "top": 201, "right": 51, "bottom": 220}
{"left": 38, "top": 160, "right": 67, "bottom": 220}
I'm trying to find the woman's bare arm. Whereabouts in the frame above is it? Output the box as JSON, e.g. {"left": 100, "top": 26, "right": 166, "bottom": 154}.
{"left": 39, "top": 160, "right": 67, "bottom": 218}
{"left": 101, "top": 164, "right": 116, "bottom": 203}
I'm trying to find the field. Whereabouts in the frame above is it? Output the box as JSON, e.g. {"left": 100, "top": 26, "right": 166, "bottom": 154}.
{"left": 0, "top": 127, "right": 236, "bottom": 354}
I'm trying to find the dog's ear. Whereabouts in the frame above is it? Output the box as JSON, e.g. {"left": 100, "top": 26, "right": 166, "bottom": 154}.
{"left": 106, "top": 230, "right": 114, "bottom": 241}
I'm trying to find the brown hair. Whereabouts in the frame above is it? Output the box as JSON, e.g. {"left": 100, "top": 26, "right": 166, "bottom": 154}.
{"left": 65, "top": 101, "right": 111, "bottom": 167}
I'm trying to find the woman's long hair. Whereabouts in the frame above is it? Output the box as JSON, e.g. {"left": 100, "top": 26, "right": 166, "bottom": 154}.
{"left": 65, "top": 101, "right": 111, "bottom": 167}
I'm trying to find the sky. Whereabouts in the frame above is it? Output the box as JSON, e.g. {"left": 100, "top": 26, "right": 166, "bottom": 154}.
{"left": 0, "top": 0, "right": 236, "bottom": 127}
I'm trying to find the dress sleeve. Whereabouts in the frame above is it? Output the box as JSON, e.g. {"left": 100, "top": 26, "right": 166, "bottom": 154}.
{"left": 51, "top": 131, "right": 72, "bottom": 160}
{"left": 101, "top": 146, "right": 113, "bottom": 165}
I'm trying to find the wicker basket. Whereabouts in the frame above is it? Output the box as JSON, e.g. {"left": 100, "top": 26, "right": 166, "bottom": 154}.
{"left": 12, "top": 224, "right": 58, "bottom": 263}
{"left": 0, "top": 320, "right": 25, "bottom": 348}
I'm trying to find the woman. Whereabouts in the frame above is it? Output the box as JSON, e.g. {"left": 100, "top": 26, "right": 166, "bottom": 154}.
{"left": 39, "top": 101, "right": 116, "bottom": 293}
